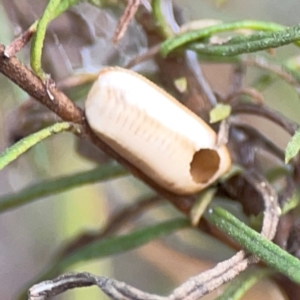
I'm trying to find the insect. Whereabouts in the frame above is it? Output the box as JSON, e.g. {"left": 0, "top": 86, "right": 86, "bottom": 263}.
{"left": 85, "top": 67, "right": 231, "bottom": 195}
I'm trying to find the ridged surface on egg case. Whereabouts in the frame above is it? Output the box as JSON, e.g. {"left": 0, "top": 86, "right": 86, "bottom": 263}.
{"left": 85, "top": 67, "right": 231, "bottom": 194}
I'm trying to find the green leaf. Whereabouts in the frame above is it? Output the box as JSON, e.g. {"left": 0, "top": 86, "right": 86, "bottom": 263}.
{"left": 151, "top": 0, "right": 174, "bottom": 38}
{"left": 285, "top": 128, "right": 300, "bottom": 163}
{"left": 209, "top": 103, "right": 231, "bottom": 123}
{"left": 59, "top": 218, "right": 189, "bottom": 269}
{"left": 206, "top": 206, "right": 300, "bottom": 284}
{"left": 31, "top": 0, "right": 62, "bottom": 78}
{"left": 30, "top": 0, "right": 82, "bottom": 78}
{"left": 190, "top": 188, "right": 216, "bottom": 226}
{"left": 0, "top": 163, "right": 127, "bottom": 213}
{"left": 0, "top": 122, "right": 73, "bottom": 171}
{"left": 191, "top": 25, "right": 300, "bottom": 56}
{"left": 17, "top": 218, "right": 190, "bottom": 300}
{"left": 215, "top": 267, "right": 273, "bottom": 300}
{"left": 160, "top": 20, "right": 288, "bottom": 57}
{"left": 281, "top": 188, "right": 300, "bottom": 215}
{"left": 53, "top": 0, "right": 81, "bottom": 19}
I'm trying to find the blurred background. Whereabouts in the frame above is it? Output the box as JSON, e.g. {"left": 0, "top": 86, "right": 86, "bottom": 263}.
{"left": 0, "top": 0, "right": 299, "bottom": 299}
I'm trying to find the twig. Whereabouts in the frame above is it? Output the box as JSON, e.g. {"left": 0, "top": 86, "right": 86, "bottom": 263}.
{"left": 162, "top": 0, "right": 218, "bottom": 111}
{"left": 232, "top": 102, "right": 298, "bottom": 136}
{"left": 184, "top": 50, "right": 217, "bottom": 109}
{"left": 171, "top": 168, "right": 280, "bottom": 299}
{"left": 146, "top": 0, "right": 217, "bottom": 118}
{"left": 28, "top": 272, "right": 167, "bottom": 300}
{"left": 169, "top": 251, "right": 255, "bottom": 300}
{"left": 243, "top": 170, "right": 280, "bottom": 239}
{"left": 27, "top": 255, "right": 254, "bottom": 300}
{"left": 4, "top": 26, "right": 35, "bottom": 57}
{"left": 125, "top": 44, "right": 160, "bottom": 69}
{"left": 1, "top": 3, "right": 286, "bottom": 299}
{"left": 0, "top": 44, "right": 195, "bottom": 214}
{"left": 7, "top": 98, "right": 59, "bottom": 143}
{"left": 26, "top": 254, "right": 250, "bottom": 300}
{"left": 231, "top": 122, "right": 285, "bottom": 162}
{"left": 28, "top": 167, "right": 280, "bottom": 300}
{"left": 113, "top": 0, "right": 141, "bottom": 43}
{"left": 216, "top": 119, "right": 230, "bottom": 147}
{"left": 225, "top": 87, "right": 264, "bottom": 105}
{"left": 0, "top": 45, "right": 82, "bottom": 122}
{"left": 229, "top": 64, "right": 245, "bottom": 94}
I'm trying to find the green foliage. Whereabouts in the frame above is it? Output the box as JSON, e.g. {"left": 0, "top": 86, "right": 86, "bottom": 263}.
{"left": 190, "top": 188, "right": 216, "bottom": 226}
{"left": 209, "top": 104, "right": 231, "bottom": 123}
{"left": 215, "top": 268, "right": 273, "bottom": 300}
{"left": 31, "top": 0, "right": 62, "bottom": 78}
{"left": 2, "top": 1, "right": 300, "bottom": 299}
{"left": 206, "top": 206, "right": 300, "bottom": 283}
{"left": 191, "top": 26, "right": 300, "bottom": 56}
{"left": 160, "top": 20, "right": 299, "bottom": 57}
{"left": 0, "top": 163, "right": 126, "bottom": 213}
{"left": 151, "top": 0, "right": 175, "bottom": 38}
{"left": 285, "top": 128, "right": 300, "bottom": 163}
{"left": 17, "top": 217, "right": 189, "bottom": 299}
{"left": 30, "top": 0, "right": 82, "bottom": 78}
{"left": 0, "top": 122, "right": 73, "bottom": 170}
{"left": 57, "top": 218, "right": 189, "bottom": 270}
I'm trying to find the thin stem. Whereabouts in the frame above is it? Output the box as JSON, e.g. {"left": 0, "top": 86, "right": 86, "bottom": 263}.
{"left": 125, "top": 44, "right": 160, "bottom": 69}
{"left": 232, "top": 102, "right": 298, "bottom": 136}
{"left": 169, "top": 251, "right": 254, "bottom": 300}
{"left": 207, "top": 206, "right": 300, "bottom": 283}
{"left": 191, "top": 25, "right": 300, "bottom": 56}
{"left": 215, "top": 268, "right": 274, "bottom": 300}
{"left": 225, "top": 87, "right": 264, "bottom": 105}
{"left": 151, "top": 0, "right": 176, "bottom": 38}
{"left": 232, "top": 122, "right": 285, "bottom": 162}
{"left": 0, "top": 163, "right": 127, "bottom": 213}
{"left": 28, "top": 272, "right": 167, "bottom": 300}
{"left": 30, "top": 0, "right": 61, "bottom": 78}
{"left": 160, "top": 20, "right": 292, "bottom": 57}
{"left": 184, "top": 50, "right": 217, "bottom": 108}
{"left": 4, "top": 24, "right": 35, "bottom": 57}
{"left": 0, "top": 122, "right": 75, "bottom": 171}
{"left": 113, "top": 0, "right": 141, "bottom": 43}
{"left": 0, "top": 44, "right": 195, "bottom": 214}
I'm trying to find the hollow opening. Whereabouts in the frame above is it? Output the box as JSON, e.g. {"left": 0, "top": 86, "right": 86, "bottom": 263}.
{"left": 190, "top": 149, "right": 220, "bottom": 183}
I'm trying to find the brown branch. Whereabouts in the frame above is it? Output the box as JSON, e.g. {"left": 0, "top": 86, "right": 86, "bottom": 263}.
{"left": 0, "top": 45, "right": 82, "bottom": 122}
{"left": 135, "top": 3, "right": 216, "bottom": 121}
{"left": 4, "top": 26, "right": 35, "bottom": 57}
{"left": 0, "top": 44, "right": 195, "bottom": 214}
{"left": 27, "top": 167, "right": 280, "bottom": 300}
{"left": 113, "top": 0, "right": 141, "bottom": 43}
{"left": 231, "top": 122, "right": 285, "bottom": 162}
{"left": 125, "top": 44, "right": 160, "bottom": 69}
{"left": 231, "top": 102, "right": 298, "bottom": 136}
{"left": 225, "top": 87, "right": 264, "bottom": 105}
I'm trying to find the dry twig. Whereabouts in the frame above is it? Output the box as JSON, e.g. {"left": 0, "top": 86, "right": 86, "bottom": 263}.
{"left": 113, "top": 0, "right": 141, "bottom": 43}
{"left": 0, "top": 44, "right": 195, "bottom": 214}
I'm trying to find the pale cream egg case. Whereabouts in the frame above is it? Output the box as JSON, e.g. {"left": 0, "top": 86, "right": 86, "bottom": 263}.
{"left": 85, "top": 67, "right": 231, "bottom": 195}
